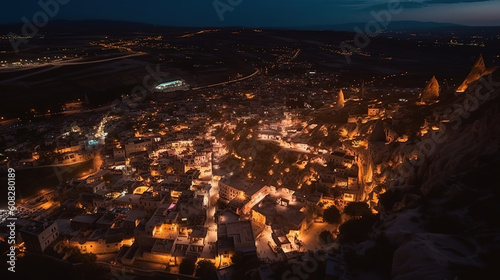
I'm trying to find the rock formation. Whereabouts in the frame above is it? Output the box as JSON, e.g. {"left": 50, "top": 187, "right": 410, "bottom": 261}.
{"left": 368, "top": 119, "right": 386, "bottom": 142}
{"left": 360, "top": 80, "right": 366, "bottom": 99}
{"left": 419, "top": 76, "right": 439, "bottom": 103}
{"left": 336, "top": 89, "right": 345, "bottom": 109}
{"left": 457, "top": 54, "right": 486, "bottom": 93}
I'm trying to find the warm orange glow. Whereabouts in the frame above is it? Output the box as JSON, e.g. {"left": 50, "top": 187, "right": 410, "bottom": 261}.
{"left": 133, "top": 186, "right": 149, "bottom": 194}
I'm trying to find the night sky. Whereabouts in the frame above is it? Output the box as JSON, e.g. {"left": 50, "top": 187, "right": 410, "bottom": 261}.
{"left": 0, "top": 0, "right": 499, "bottom": 28}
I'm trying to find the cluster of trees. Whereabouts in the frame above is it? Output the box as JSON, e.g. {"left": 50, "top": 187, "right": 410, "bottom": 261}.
{"left": 322, "top": 201, "right": 372, "bottom": 225}
{"left": 323, "top": 205, "right": 341, "bottom": 224}
{"left": 344, "top": 201, "right": 371, "bottom": 217}
{"left": 179, "top": 255, "right": 261, "bottom": 280}
{"left": 321, "top": 202, "right": 378, "bottom": 244}
{"left": 179, "top": 258, "right": 217, "bottom": 280}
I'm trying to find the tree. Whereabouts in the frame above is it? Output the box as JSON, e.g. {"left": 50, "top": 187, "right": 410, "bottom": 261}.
{"left": 331, "top": 187, "right": 343, "bottom": 199}
{"left": 179, "top": 258, "right": 196, "bottom": 275}
{"left": 323, "top": 206, "right": 341, "bottom": 224}
{"left": 231, "top": 250, "right": 262, "bottom": 279}
{"left": 344, "top": 202, "right": 371, "bottom": 217}
{"left": 231, "top": 251, "right": 245, "bottom": 267}
{"left": 338, "top": 214, "right": 379, "bottom": 244}
{"left": 319, "top": 230, "right": 334, "bottom": 244}
{"left": 195, "top": 260, "right": 217, "bottom": 280}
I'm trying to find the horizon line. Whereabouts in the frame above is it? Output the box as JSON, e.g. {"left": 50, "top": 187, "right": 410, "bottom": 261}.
{"left": 1, "top": 18, "right": 500, "bottom": 31}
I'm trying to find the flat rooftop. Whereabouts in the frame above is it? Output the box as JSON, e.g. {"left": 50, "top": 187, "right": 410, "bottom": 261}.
{"left": 72, "top": 214, "right": 100, "bottom": 224}
{"left": 20, "top": 220, "right": 56, "bottom": 235}
{"left": 218, "top": 220, "right": 254, "bottom": 246}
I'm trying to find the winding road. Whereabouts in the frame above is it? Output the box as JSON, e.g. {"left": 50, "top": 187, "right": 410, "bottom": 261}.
{"left": 191, "top": 68, "right": 261, "bottom": 90}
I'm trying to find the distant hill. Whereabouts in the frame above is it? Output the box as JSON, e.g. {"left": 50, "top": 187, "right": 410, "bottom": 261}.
{"left": 1, "top": 20, "right": 498, "bottom": 35}
{"left": 297, "top": 21, "right": 464, "bottom": 32}
{"left": 0, "top": 20, "right": 470, "bottom": 34}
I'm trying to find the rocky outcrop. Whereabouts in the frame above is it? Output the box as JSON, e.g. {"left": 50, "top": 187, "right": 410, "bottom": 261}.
{"left": 368, "top": 119, "right": 386, "bottom": 142}
{"left": 386, "top": 71, "right": 500, "bottom": 279}
{"left": 420, "top": 76, "right": 439, "bottom": 103}
{"left": 336, "top": 89, "right": 345, "bottom": 109}
{"left": 340, "top": 70, "right": 500, "bottom": 280}
{"left": 392, "top": 234, "right": 481, "bottom": 280}
{"left": 457, "top": 54, "right": 486, "bottom": 93}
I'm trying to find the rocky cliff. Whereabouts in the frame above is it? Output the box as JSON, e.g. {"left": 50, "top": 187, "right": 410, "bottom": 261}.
{"left": 343, "top": 69, "right": 500, "bottom": 280}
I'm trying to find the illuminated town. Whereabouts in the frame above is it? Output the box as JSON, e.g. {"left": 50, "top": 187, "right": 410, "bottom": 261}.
{"left": 1, "top": 4, "right": 500, "bottom": 280}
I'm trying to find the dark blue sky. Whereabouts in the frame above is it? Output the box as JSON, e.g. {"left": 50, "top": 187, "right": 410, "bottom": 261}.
{"left": 0, "top": 0, "right": 499, "bottom": 27}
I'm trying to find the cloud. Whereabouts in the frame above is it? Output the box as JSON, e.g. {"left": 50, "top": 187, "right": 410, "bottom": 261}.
{"left": 352, "top": 0, "right": 494, "bottom": 11}
{"left": 353, "top": 1, "right": 427, "bottom": 11}
{"left": 425, "top": 0, "right": 492, "bottom": 3}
